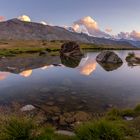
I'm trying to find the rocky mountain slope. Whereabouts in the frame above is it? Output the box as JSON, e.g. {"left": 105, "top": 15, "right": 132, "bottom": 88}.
{"left": 119, "top": 39, "right": 140, "bottom": 48}
{"left": 0, "top": 19, "right": 134, "bottom": 48}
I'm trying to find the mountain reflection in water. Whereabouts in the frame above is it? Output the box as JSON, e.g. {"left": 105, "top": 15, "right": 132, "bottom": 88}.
{"left": 78, "top": 56, "right": 96, "bottom": 75}
{"left": 0, "top": 51, "right": 123, "bottom": 78}
{"left": 20, "top": 70, "right": 33, "bottom": 77}
{"left": 0, "top": 72, "right": 10, "bottom": 80}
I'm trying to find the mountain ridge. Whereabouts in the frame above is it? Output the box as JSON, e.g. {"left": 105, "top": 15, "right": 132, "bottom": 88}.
{"left": 0, "top": 19, "right": 134, "bottom": 48}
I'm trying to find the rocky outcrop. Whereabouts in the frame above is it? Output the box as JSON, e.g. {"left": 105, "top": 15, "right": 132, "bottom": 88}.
{"left": 96, "top": 51, "right": 123, "bottom": 64}
{"left": 60, "top": 42, "right": 83, "bottom": 57}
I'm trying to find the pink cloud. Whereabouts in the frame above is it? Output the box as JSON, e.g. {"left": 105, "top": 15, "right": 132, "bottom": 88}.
{"left": 117, "top": 30, "right": 140, "bottom": 41}
{"left": 105, "top": 28, "right": 112, "bottom": 33}
{"left": 0, "top": 16, "right": 5, "bottom": 22}
{"left": 73, "top": 16, "right": 110, "bottom": 38}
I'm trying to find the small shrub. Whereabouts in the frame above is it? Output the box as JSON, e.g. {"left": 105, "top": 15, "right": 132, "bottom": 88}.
{"left": 46, "top": 48, "right": 51, "bottom": 52}
{"left": 134, "top": 104, "right": 140, "bottom": 114}
{"left": 35, "top": 133, "right": 54, "bottom": 140}
{"left": 75, "top": 120, "right": 124, "bottom": 140}
{"left": 132, "top": 117, "right": 140, "bottom": 132}
{"left": 34, "top": 126, "right": 55, "bottom": 140}
{"left": 107, "top": 108, "right": 121, "bottom": 116}
{"left": 34, "top": 126, "right": 77, "bottom": 140}
{"left": 1, "top": 116, "right": 34, "bottom": 140}
{"left": 106, "top": 108, "right": 122, "bottom": 120}
{"left": 121, "top": 109, "right": 135, "bottom": 117}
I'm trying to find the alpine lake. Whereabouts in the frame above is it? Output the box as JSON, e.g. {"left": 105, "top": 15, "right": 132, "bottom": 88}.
{"left": 0, "top": 50, "right": 140, "bottom": 124}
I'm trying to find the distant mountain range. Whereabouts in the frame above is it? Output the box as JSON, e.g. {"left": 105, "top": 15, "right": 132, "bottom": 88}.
{"left": 119, "top": 39, "right": 140, "bottom": 48}
{"left": 0, "top": 18, "right": 139, "bottom": 48}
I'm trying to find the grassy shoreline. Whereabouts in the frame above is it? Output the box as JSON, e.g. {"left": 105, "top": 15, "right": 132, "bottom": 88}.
{"left": 0, "top": 40, "right": 140, "bottom": 57}
{"left": 1, "top": 104, "right": 140, "bottom": 140}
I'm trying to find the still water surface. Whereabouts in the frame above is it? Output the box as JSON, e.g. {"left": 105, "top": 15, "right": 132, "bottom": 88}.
{"left": 0, "top": 50, "right": 140, "bottom": 113}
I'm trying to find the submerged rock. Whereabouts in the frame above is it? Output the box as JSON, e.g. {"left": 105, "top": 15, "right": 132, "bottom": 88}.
{"left": 40, "top": 87, "right": 50, "bottom": 93}
{"left": 57, "top": 97, "right": 65, "bottom": 102}
{"left": 96, "top": 51, "right": 123, "bottom": 64}
{"left": 74, "top": 111, "right": 91, "bottom": 122}
{"left": 59, "top": 111, "right": 91, "bottom": 126}
{"left": 46, "top": 101, "right": 55, "bottom": 106}
{"left": 60, "top": 42, "right": 83, "bottom": 57}
{"left": 20, "top": 105, "right": 35, "bottom": 112}
{"left": 42, "top": 106, "right": 61, "bottom": 114}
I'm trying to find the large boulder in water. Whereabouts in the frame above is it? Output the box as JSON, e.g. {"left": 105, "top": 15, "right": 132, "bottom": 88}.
{"left": 96, "top": 51, "right": 123, "bottom": 64}
{"left": 60, "top": 42, "right": 83, "bottom": 56}
{"left": 126, "top": 52, "right": 140, "bottom": 67}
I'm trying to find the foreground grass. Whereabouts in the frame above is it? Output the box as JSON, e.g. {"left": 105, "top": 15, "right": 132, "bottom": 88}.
{"left": 0, "top": 115, "right": 76, "bottom": 140}
{"left": 1, "top": 105, "right": 140, "bottom": 140}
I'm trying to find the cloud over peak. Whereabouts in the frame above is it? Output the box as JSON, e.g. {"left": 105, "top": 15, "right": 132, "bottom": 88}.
{"left": 117, "top": 30, "right": 140, "bottom": 41}
{"left": 74, "top": 16, "right": 98, "bottom": 30}
{"left": 72, "top": 16, "right": 140, "bottom": 41}
{"left": 105, "top": 28, "right": 112, "bottom": 33}
{"left": 1, "top": 14, "right": 140, "bottom": 41}
{"left": 18, "top": 15, "right": 31, "bottom": 22}
{"left": 73, "top": 16, "right": 110, "bottom": 38}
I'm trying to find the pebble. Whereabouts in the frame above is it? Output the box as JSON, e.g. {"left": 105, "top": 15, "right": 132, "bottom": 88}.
{"left": 71, "top": 91, "right": 77, "bottom": 95}
{"left": 58, "top": 97, "right": 65, "bottom": 102}
{"left": 55, "top": 130, "right": 75, "bottom": 136}
{"left": 20, "top": 105, "right": 35, "bottom": 112}
{"left": 46, "top": 101, "right": 54, "bottom": 106}
{"left": 40, "top": 88, "right": 50, "bottom": 93}
{"left": 52, "top": 116, "right": 59, "bottom": 121}
{"left": 7, "top": 67, "right": 16, "bottom": 70}
{"left": 81, "top": 100, "right": 87, "bottom": 103}
{"left": 124, "top": 116, "right": 134, "bottom": 121}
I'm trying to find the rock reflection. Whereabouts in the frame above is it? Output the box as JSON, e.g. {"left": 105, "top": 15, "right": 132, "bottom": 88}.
{"left": 20, "top": 70, "right": 32, "bottom": 77}
{"left": 60, "top": 55, "right": 82, "bottom": 68}
{"left": 97, "top": 62, "right": 122, "bottom": 71}
{"left": 60, "top": 54, "right": 97, "bottom": 75}
{"left": 41, "top": 65, "right": 54, "bottom": 70}
{"left": 0, "top": 54, "right": 61, "bottom": 74}
{"left": 126, "top": 52, "right": 140, "bottom": 67}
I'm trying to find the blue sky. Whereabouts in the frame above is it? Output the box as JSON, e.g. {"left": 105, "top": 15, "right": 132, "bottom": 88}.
{"left": 0, "top": 0, "right": 140, "bottom": 35}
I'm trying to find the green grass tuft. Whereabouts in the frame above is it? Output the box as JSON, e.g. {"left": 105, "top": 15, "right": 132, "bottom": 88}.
{"left": 75, "top": 120, "right": 124, "bottom": 140}
{"left": 0, "top": 116, "right": 34, "bottom": 140}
